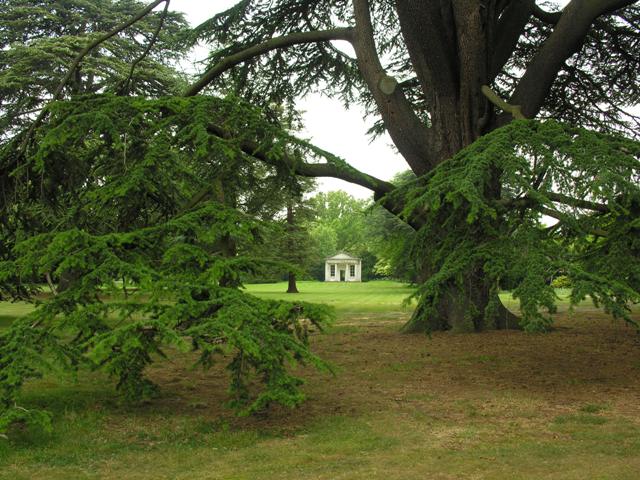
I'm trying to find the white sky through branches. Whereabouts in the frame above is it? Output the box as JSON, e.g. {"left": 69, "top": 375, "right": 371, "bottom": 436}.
{"left": 170, "top": 0, "right": 407, "bottom": 199}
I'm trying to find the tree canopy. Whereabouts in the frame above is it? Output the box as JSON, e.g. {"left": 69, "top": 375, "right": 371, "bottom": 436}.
{"left": 0, "top": 0, "right": 188, "bottom": 135}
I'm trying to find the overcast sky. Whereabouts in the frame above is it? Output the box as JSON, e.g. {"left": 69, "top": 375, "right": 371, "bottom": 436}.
{"left": 169, "top": 0, "right": 407, "bottom": 199}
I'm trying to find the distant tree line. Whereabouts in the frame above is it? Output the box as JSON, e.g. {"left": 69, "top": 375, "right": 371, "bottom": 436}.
{"left": 245, "top": 177, "right": 418, "bottom": 285}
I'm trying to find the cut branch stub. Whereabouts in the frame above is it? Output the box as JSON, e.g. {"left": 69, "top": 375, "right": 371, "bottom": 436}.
{"left": 481, "top": 85, "right": 526, "bottom": 120}
{"left": 378, "top": 74, "right": 398, "bottom": 95}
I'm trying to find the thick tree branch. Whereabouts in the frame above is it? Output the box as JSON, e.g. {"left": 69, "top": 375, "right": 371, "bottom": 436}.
{"left": 494, "top": 195, "right": 609, "bottom": 237}
{"left": 509, "top": 0, "right": 638, "bottom": 120}
{"left": 177, "top": 14, "right": 404, "bottom": 209}
{"left": 183, "top": 28, "right": 355, "bottom": 97}
{"left": 351, "top": 0, "right": 435, "bottom": 175}
{"left": 204, "top": 123, "right": 395, "bottom": 195}
{"left": 497, "top": 191, "right": 610, "bottom": 213}
{"left": 180, "top": 1, "right": 432, "bottom": 204}
{"left": 490, "top": 0, "right": 535, "bottom": 80}
{"left": 206, "top": 123, "right": 414, "bottom": 228}
{"left": 545, "top": 192, "right": 610, "bottom": 213}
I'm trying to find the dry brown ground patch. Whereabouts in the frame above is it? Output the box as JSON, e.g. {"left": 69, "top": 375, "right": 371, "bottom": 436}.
{"left": 142, "top": 308, "right": 640, "bottom": 433}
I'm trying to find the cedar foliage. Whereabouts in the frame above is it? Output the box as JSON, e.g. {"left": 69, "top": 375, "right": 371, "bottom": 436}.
{"left": 396, "top": 120, "right": 640, "bottom": 332}
{"left": 0, "top": 0, "right": 188, "bottom": 135}
{"left": 0, "top": 95, "right": 333, "bottom": 436}
{"left": 1, "top": 0, "right": 639, "bottom": 435}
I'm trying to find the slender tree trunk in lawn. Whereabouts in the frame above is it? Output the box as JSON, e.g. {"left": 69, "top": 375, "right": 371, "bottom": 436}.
{"left": 287, "top": 272, "right": 299, "bottom": 294}
{"left": 285, "top": 203, "right": 299, "bottom": 293}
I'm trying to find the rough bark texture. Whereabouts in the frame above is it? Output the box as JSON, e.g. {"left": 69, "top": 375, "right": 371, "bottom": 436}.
{"left": 403, "top": 282, "right": 520, "bottom": 333}
{"left": 393, "top": 1, "right": 517, "bottom": 331}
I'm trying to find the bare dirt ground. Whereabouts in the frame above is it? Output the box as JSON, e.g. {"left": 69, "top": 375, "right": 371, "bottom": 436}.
{"left": 144, "top": 308, "right": 640, "bottom": 433}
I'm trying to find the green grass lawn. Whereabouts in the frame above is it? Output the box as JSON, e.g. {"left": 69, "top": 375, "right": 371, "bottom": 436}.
{"left": 1, "top": 281, "right": 640, "bottom": 479}
{"left": 244, "top": 280, "right": 415, "bottom": 317}
{"left": 0, "top": 301, "right": 34, "bottom": 329}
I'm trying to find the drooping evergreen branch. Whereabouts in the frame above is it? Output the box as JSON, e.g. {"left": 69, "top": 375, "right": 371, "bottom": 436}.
{"left": 19, "top": 0, "right": 169, "bottom": 151}
{"left": 179, "top": 18, "right": 400, "bottom": 198}
{"left": 183, "top": 28, "right": 355, "bottom": 97}
{"left": 400, "top": 119, "right": 640, "bottom": 332}
{"left": 119, "top": 0, "right": 172, "bottom": 95}
{"left": 0, "top": 95, "right": 341, "bottom": 434}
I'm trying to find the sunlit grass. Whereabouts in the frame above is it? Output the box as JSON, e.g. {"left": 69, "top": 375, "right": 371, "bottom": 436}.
{"left": 0, "top": 301, "right": 34, "bottom": 329}
{"left": 244, "top": 280, "right": 416, "bottom": 317}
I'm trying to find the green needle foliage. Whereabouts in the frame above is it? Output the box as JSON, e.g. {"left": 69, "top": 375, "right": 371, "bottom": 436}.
{"left": 396, "top": 120, "right": 640, "bottom": 332}
{"left": 0, "top": 0, "right": 188, "bottom": 135}
{"left": 0, "top": 94, "right": 334, "bottom": 437}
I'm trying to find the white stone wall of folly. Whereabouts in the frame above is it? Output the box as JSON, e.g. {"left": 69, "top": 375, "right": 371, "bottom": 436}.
{"left": 324, "top": 257, "right": 362, "bottom": 282}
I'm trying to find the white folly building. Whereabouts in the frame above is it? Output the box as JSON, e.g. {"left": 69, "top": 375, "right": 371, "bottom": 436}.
{"left": 325, "top": 253, "right": 362, "bottom": 282}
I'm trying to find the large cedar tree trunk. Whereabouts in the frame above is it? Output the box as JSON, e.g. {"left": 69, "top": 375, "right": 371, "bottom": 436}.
{"left": 387, "top": 2, "right": 523, "bottom": 332}
{"left": 403, "top": 275, "right": 520, "bottom": 333}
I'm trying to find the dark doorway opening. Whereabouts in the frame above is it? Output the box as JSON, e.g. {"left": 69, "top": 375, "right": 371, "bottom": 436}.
{"left": 340, "top": 270, "right": 345, "bottom": 282}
